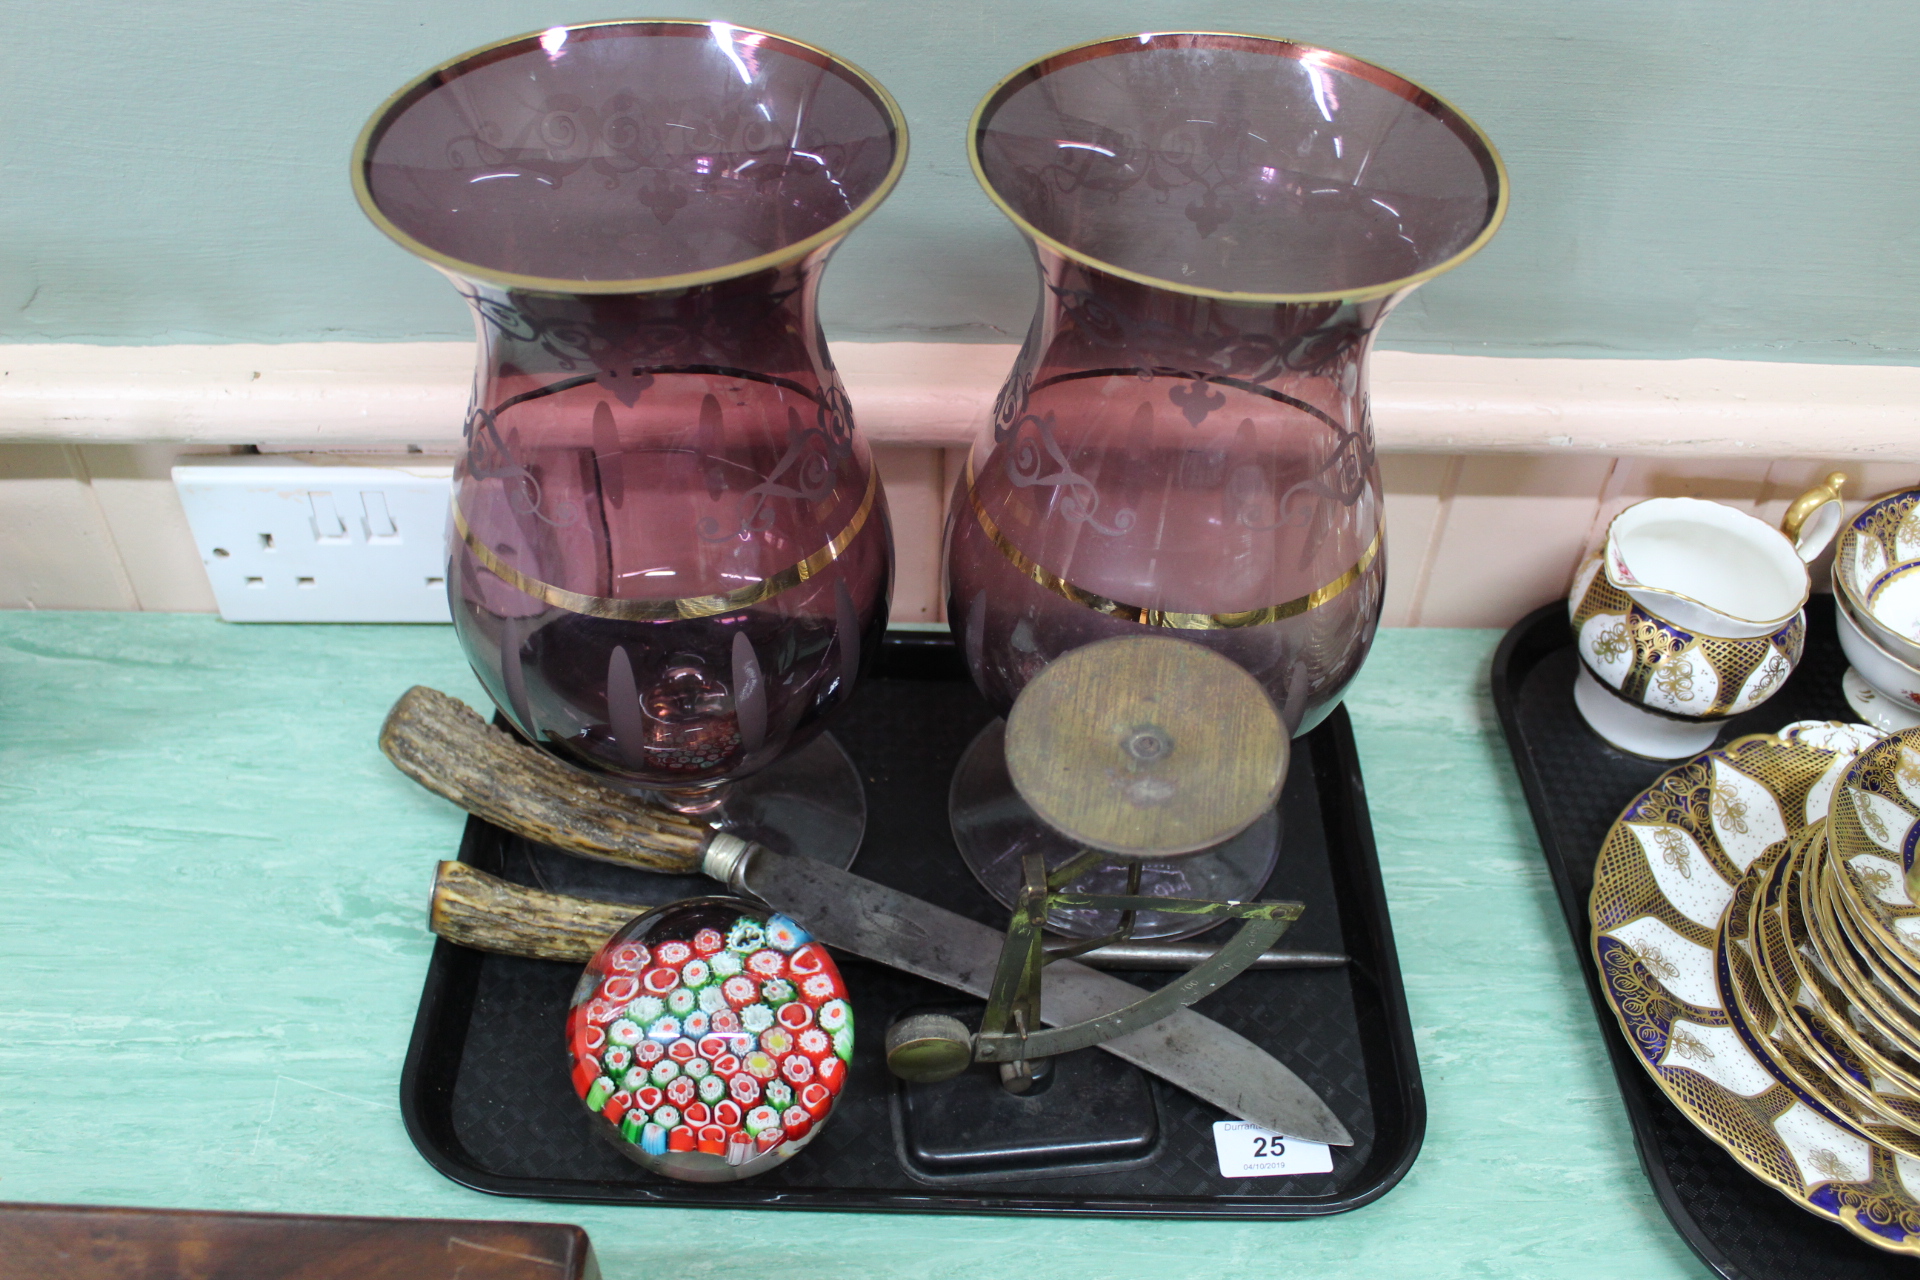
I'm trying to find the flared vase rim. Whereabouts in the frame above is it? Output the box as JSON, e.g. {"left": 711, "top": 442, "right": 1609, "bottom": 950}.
{"left": 966, "top": 30, "right": 1510, "bottom": 306}
{"left": 350, "top": 18, "right": 910, "bottom": 296}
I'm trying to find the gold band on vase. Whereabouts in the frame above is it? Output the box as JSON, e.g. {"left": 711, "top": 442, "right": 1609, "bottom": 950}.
{"left": 455, "top": 466, "right": 878, "bottom": 621}
{"left": 967, "top": 470, "right": 1380, "bottom": 630}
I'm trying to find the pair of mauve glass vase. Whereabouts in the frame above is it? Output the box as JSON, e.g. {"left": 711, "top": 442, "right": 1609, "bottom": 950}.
{"left": 353, "top": 22, "right": 1506, "bottom": 932}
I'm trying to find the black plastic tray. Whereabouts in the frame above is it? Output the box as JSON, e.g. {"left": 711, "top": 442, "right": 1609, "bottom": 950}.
{"left": 1493, "top": 594, "right": 1920, "bottom": 1277}
{"left": 400, "top": 631, "right": 1424, "bottom": 1217}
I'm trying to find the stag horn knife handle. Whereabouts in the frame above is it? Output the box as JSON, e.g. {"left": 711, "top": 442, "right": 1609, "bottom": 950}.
{"left": 431, "top": 860, "right": 1352, "bottom": 974}
{"left": 430, "top": 861, "right": 638, "bottom": 963}
{"left": 381, "top": 686, "right": 707, "bottom": 875}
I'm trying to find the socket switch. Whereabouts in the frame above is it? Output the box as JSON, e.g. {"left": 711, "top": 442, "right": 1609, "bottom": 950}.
{"left": 173, "top": 464, "right": 453, "bottom": 622}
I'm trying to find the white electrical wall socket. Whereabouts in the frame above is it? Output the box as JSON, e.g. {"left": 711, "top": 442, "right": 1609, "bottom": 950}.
{"left": 172, "top": 463, "right": 454, "bottom": 622}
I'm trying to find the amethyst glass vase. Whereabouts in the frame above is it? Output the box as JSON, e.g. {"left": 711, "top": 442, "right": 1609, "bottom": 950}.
{"left": 353, "top": 22, "right": 905, "bottom": 860}
{"left": 945, "top": 33, "right": 1506, "bottom": 933}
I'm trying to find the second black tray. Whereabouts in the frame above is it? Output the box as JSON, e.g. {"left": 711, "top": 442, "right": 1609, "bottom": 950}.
{"left": 400, "top": 631, "right": 1424, "bottom": 1217}
{"left": 1493, "top": 594, "right": 1920, "bottom": 1279}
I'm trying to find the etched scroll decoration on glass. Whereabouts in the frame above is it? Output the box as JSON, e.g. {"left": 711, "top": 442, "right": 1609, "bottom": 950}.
{"left": 354, "top": 21, "right": 907, "bottom": 864}
{"left": 945, "top": 34, "right": 1508, "bottom": 934}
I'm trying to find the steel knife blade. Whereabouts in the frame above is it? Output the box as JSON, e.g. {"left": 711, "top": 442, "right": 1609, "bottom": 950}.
{"left": 706, "top": 835, "right": 1352, "bottom": 1147}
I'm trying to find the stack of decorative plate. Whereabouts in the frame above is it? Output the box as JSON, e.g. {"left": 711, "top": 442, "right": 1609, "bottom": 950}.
{"left": 1592, "top": 720, "right": 1920, "bottom": 1254}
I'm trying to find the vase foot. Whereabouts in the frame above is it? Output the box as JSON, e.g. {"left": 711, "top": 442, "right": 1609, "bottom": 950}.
{"left": 948, "top": 720, "right": 1279, "bottom": 941}
{"left": 1842, "top": 667, "right": 1920, "bottom": 734}
{"left": 1573, "top": 665, "right": 1724, "bottom": 760}
{"left": 687, "top": 732, "right": 866, "bottom": 871}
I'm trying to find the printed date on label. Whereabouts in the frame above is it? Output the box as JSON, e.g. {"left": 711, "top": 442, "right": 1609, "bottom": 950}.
{"left": 1211, "top": 1120, "right": 1335, "bottom": 1178}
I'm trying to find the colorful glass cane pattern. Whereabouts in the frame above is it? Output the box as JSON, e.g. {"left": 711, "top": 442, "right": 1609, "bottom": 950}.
{"left": 569, "top": 899, "right": 851, "bottom": 1180}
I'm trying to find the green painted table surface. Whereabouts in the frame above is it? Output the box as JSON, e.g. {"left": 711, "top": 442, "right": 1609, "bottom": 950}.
{"left": 0, "top": 613, "right": 1713, "bottom": 1279}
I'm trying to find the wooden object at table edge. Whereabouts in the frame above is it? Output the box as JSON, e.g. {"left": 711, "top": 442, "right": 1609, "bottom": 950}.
{"left": 0, "top": 1201, "right": 599, "bottom": 1280}
{"left": 380, "top": 685, "right": 706, "bottom": 876}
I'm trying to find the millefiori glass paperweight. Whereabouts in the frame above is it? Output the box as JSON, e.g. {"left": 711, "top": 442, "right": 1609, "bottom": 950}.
{"left": 569, "top": 897, "right": 851, "bottom": 1181}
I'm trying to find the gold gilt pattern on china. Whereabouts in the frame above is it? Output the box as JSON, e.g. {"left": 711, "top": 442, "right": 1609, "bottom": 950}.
{"left": 1804, "top": 840, "right": 1920, "bottom": 1073}
{"left": 1727, "top": 835, "right": 1920, "bottom": 1162}
{"left": 1850, "top": 490, "right": 1920, "bottom": 571}
{"left": 1571, "top": 564, "right": 1803, "bottom": 718}
{"left": 1765, "top": 838, "right": 1920, "bottom": 1122}
{"left": 1589, "top": 727, "right": 1920, "bottom": 1254}
{"left": 1832, "top": 733, "right": 1920, "bottom": 907}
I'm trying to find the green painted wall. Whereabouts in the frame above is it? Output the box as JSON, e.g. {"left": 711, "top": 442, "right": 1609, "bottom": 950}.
{"left": 4, "top": 1, "right": 1916, "bottom": 360}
